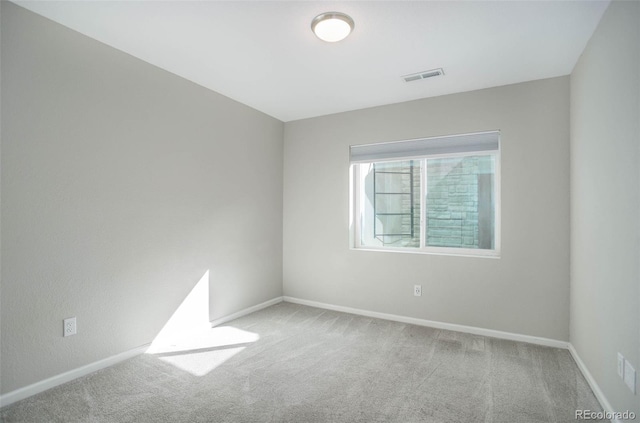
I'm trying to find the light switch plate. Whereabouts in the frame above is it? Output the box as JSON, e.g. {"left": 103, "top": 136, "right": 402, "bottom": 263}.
{"left": 617, "top": 353, "right": 624, "bottom": 378}
{"left": 623, "top": 360, "right": 636, "bottom": 394}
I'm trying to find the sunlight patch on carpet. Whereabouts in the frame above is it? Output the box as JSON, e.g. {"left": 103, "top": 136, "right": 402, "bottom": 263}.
{"left": 158, "top": 346, "right": 246, "bottom": 376}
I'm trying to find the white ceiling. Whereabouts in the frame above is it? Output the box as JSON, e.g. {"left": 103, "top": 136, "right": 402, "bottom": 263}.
{"left": 14, "top": 1, "right": 609, "bottom": 122}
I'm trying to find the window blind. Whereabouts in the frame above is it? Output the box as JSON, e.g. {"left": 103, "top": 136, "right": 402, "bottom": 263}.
{"left": 350, "top": 131, "right": 500, "bottom": 163}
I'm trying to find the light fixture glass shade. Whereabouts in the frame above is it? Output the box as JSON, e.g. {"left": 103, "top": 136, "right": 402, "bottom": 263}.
{"left": 311, "top": 12, "right": 354, "bottom": 42}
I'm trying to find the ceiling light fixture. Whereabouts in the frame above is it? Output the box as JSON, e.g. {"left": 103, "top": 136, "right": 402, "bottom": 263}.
{"left": 311, "top": 12, "right": 354, "bottom": 43}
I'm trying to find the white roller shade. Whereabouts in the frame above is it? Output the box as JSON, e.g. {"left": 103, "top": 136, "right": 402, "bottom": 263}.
{"left": 350, "top": 131, "right": 499, "bottom": 163}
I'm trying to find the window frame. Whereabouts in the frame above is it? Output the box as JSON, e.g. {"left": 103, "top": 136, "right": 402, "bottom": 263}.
{"left": 351, "top": 142, "right": 501, "bottom": 258}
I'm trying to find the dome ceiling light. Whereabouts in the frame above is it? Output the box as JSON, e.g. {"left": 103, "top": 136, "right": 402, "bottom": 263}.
{"left": 311, "top": 12, "right": 354, "bottom": 43}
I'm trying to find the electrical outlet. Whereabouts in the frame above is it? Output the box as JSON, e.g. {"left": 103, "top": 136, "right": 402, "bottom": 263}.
{"left": 617, "top": 353, "right": 625, "bottom": 378}
{"left": 623, "top": 360, "right": 636, "bottom": 394}
{"left": 414, "top": 285, "right": 422, "bottom": 297}
{"left": 63, "top": 317, "right": 77, "bottom": 337}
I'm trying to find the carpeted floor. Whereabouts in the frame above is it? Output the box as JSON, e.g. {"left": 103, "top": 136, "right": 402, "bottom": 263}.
{"left": 1, "top": 302, "right": 605, "bottom": 422}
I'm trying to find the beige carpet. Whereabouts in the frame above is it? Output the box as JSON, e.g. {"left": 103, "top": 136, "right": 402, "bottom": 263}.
{"left": 1, "top": 302, "right": 605, "bottom": 422}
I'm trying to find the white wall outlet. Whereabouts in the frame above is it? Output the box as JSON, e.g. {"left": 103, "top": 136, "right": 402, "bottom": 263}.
{"left": 623, "top": 359, "right": 636, "bottom": 394}
{"left": 617, "top": 353, "right": 625, "bottom": 378}
{"left": 414, "top": 285, "right": 422, "bottom": 297}
{"left": 63, "top": 317, "right": 77, "bottom": 337}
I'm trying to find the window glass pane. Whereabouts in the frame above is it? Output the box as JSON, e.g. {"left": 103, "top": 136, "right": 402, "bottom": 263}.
{"left": 359, "top": 160, "right": 420, "bottom": 248}
{"left": 426, "top": 155, "right": 495, "bottom": 249}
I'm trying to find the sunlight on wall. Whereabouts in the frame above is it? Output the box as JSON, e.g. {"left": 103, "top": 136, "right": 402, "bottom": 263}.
{"left": 147, "top": 270, "right": 212, "bottom": 353}
{"left": 145, "top": 269, "right": 260, "bottom": 376}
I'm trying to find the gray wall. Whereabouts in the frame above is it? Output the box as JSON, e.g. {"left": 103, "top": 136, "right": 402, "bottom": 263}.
{"left": 284, "top": 77, "right": 570, "bottom": 341}
{"left": 570, "top": 0, "right": 640, "bottom": 414}
{"left": 0, "top": 2, "right": 283, "bottom": 394}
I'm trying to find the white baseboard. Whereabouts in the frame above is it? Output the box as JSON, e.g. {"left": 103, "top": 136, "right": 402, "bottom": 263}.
{"left": 0, "top": 296, "right": 284, "bottom": 409}
{"left": 6, "top": 297, "right": 609, "bottom": 420}
{"left": 210, "top": 296, "right": 283, "bottom": 327}
{"left": 283, "top": 296, "right": 568, "bottom": 349}
{"left": 568, "top": 343, "right": 620, "bottom": 423}
{"left": 0, "top": 343, "right": 150, "bottom": 409}
{"left": 280, "top": 298, "right": 616, "bottom": 421}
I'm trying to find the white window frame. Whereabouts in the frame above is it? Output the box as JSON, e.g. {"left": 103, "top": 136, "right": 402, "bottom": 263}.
{"left": 350, "top": 132, "right": 501, "bottom": 258}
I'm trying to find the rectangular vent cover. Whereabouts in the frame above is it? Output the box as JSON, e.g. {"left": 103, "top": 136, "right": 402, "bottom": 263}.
{"left": 402, "top": 68, "right": 444, "bottom": 83}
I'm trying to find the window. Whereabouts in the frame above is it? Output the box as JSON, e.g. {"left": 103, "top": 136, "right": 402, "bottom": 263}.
{"left": 351, "top": 131, "right": 500, "bottom": 257}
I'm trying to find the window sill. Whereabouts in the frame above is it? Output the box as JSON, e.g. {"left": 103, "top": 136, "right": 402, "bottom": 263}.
{"left": 350, "top": 245, "right": 500, "bottom": 259}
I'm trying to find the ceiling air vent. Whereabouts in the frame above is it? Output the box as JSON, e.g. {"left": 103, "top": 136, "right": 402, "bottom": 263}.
{"left": 402, "top": 68, "right": 444, "bottom": 83}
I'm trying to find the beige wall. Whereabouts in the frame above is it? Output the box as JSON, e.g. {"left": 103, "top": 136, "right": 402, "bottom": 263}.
{"left": 570, "top": 0, "right": 640, "bottom": 414}
{"left": 5, "top": 0, "right": 637, "bottom": 412}
{"left": 284, "top": 76, "right": 570, "bottom": 341}
{"left": 0, "top": 2, "right": 283, "bottom": 394}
